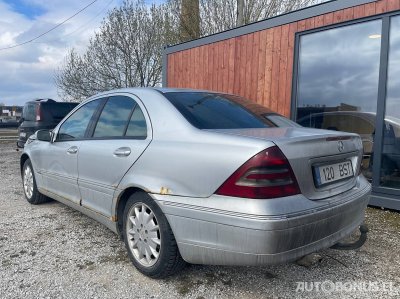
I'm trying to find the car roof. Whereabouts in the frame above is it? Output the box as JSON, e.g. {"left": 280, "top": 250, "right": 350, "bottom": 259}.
{"left": 86, "top": 87, "right": 275, "bottom": 113}
{"left": 90, "top": 87, "right": 233, "bottom": 96}
{"left": 25, "top": 98, "right": 56, "bottom": 104}
{"left": 153, "top": 87, "right": 223, "bottom": 94}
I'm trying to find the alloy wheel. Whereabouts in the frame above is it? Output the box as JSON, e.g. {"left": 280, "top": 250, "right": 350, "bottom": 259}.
{"left": 126, "top": 202, "right": 161, "bottom": 267}
{"left": 23, "top": 165, "right": 34, "bottom": 199}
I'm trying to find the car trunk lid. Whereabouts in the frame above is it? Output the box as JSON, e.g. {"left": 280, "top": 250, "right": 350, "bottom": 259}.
{"left": 209, "top": 127, "right": 363, "bottom": 200}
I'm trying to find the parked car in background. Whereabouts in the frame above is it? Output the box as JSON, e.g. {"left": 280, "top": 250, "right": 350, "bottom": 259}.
{"left": 297, "top": 111, "right": 400, "bottom": 180}
{"left": 0, "top": 119, "right": 19, "bottom": 128}
{"left": 17, "top": 99, "right": 78, "bottom": 148}
{"left": 21, "top": 88, "right": 370, "bottom": 278}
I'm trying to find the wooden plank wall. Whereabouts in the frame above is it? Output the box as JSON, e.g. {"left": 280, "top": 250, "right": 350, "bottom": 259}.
{"left": 167, "top": 0, "right": 400, "bottom": 117}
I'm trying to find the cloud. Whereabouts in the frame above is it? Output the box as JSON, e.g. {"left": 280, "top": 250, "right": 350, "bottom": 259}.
{"left": 0, "top": 0, "right": 122, "bottom": 106}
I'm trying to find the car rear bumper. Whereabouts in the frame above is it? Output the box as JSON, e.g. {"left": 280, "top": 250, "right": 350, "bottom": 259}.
{"left": 18, "top": 124, "right": 55, "bottom": 148}
{"left": 153, "top": 175, "right": 371, "bottom": 266}
{"left": 17, "top": 140, "right": 25, "bottom": 148}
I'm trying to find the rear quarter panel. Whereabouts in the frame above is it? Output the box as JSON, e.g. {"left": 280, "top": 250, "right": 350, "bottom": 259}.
{"left": 117, "top": 129, "right": 274, "bottom": 197}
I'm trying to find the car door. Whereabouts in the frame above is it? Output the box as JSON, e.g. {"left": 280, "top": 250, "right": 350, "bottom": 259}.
{"left": 77, "top": 95, "right": 151, "bottom": 217}
{"left": 40, "top": 98, "right": 104, "bottom": 204}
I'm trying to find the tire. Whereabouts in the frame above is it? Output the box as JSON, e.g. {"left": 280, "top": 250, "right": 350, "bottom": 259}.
{"left": 22, "top": 159, "right": 51, "bottom": 205}
{"left": 122, "top": 191, "right": 185, "bottom": 278}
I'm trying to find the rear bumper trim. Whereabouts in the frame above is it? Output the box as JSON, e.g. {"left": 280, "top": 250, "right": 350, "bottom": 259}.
{"left": 154, "top": 176, "right": 371, "bottom": 265}
{"left": 176, "top": 211, "right": 364, "bottom": 266}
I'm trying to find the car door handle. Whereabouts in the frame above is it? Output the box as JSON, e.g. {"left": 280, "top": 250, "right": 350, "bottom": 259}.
{"left": 67, "top": 146, "right": 78, "bottom": 154}
{"left": 113, "top": 147, "right": 131, "bottom": 157}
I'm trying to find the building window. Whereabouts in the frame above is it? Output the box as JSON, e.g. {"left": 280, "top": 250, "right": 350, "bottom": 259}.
{"left": 295, "top": 20, "right": 382, "bottom": 180}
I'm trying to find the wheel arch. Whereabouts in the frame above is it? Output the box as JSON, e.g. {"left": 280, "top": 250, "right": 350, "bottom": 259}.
{"left": 20, "top": 153, "right": 30, "bottom": 174}
{"left": 114, "top": 187, "right": 181, "bottom": 250}
{"left": 117, "top": 186, "right": 186, "bottom": 277}
{"left": 115, "top": 187, "right": 158, "bottom": 237}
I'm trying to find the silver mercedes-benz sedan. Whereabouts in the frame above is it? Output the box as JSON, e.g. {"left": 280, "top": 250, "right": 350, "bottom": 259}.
{"left": 20, "top": 88, "right": 371, "bottom": 278}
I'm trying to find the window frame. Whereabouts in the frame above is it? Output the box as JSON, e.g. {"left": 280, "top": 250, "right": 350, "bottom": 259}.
{"left": 54, "top": 94, "right": 150, "bottom": 142}
{"left": 291, "top": 15, "right": 390, "bottom": 121}
{"left": 88, "top": 95, "right": 148, "bottom": 140}
{"left": 291, "top": 11, "right": 400, "bottom": 201}
{"left": 54, "top": 97, "right": 107, "bottom": 142}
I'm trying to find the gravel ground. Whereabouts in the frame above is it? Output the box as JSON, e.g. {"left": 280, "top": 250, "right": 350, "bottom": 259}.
{"left": 0, "top": 128, "right": 18, "bottom": 142}
{"left": 1, "top": 141, "right": 399, "bottom": 299}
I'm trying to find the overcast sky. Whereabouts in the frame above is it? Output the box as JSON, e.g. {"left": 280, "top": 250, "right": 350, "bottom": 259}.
{"left": 0, "top": 0, "right": 161, "bottom": 106}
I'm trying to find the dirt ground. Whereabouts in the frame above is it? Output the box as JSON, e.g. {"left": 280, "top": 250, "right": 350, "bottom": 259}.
{"left": 0, "top": 141, "right": 399, "bottom": 299}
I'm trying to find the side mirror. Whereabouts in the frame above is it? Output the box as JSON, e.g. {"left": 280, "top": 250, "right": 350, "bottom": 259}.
{"left": 36, "top": 130, "right": 52, "bottom": 142}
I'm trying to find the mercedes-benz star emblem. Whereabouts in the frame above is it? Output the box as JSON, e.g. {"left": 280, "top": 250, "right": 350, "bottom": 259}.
{"left": 338, "top": 141, "right": 344, "bottom": 152}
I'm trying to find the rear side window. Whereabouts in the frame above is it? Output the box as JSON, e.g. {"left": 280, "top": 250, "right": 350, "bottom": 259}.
{"left": 57, "top": 100, "right": 101, "bottom": 141}
{"left": 126, "top": 106, "right": 147, "bottom": 138}
{"left": 163, "top": 92, "right": 270, "bottom": 129}
{"left": 93, "top": 96, "right": 136, "bottom": 138}
{"left": 22, "top": 103, "right": 36, "bottom": 121}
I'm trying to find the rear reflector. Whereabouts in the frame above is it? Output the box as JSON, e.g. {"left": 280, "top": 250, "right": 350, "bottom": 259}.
{"left": 216, "top": 146, "right": 300, "bottom": 199}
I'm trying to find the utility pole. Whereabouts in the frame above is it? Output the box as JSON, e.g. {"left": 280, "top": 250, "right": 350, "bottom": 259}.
{"left": 180, "top": 0, "right": 200, "bottom": 42}
{"left": 237, "top": 0, "right": 245, "bottom": 27}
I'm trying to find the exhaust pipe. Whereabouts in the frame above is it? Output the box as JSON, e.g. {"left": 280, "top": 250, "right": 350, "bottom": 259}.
{"left": 331, "top": 224, "right": 369, "bottom": 250}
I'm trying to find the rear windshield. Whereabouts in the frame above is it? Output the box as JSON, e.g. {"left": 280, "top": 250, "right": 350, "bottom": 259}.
{"left": 44, "top": 103, "right": 78, "bottom": 121}
{"left": 22, "top": 102, "right": 78, "bottom": 122}
{"left": 163, "top": 92, "right": 271, "bottom": 129}
{"left": 22, "top": 103, "right": 36, "bottom": 121}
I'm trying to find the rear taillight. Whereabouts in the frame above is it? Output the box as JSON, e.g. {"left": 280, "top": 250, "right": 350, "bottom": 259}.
{"left": 216, "top": 146, "right": 300, "bottom": 199}
{"left": 36, "top": 104, "right": 42, "bottom": 121}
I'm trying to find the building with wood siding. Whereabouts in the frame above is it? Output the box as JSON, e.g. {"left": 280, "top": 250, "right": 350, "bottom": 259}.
{"left": 163, "top": 0, "right": 400, "bottom": 210}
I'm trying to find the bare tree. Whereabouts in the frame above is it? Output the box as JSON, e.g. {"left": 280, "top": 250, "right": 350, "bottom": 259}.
{"left": 56, "top": 0, "right": 179, "bottom": 101}
{"left": 56, "top": 0, "right": 323, "bottom": 101}
{"left": 170, "top": 0, "right": 321, "bottom": 36}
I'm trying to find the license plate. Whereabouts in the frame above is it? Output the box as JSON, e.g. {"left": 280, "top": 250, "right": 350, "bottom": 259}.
{"left": 313, "top": 160, "right": 354, "bottom": 187}
{"left": 20, "top": 132, "right": 26, "bottom": 138}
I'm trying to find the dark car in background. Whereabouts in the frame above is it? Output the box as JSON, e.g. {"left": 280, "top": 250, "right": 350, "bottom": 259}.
{"left": 17, "top": 99, "right": 78, "bottom": 148}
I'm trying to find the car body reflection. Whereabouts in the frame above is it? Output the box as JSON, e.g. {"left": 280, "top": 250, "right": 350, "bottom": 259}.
{"left": 298, "top": 111, "right": 400, "bottom": 183}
